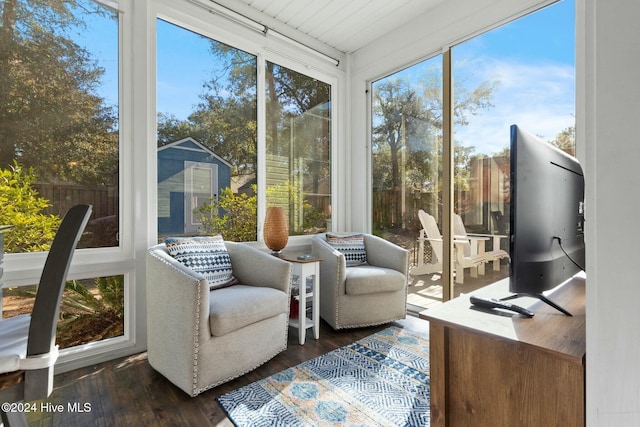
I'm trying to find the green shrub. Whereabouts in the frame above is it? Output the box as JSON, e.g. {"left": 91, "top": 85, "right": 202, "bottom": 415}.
{"left": 0, "top": 162, "right": 60, "bottom": 252}
{"left": 57, "top": 275, "right": 125, "bottom": 348}
{"left": 9, "top": 275, "right": 125, "bottom": 349}
{"left": 197, "top": 182, "right": 327, "bottom": 240}
{"left": 198, "top": 186, "right": 257, "bottom": 242}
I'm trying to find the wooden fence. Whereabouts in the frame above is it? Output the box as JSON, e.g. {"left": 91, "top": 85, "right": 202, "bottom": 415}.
{"left": 373, "top": 189, "right": 440, "bottom": 232}
{"left": 34, "top": 183, "right": 118, "bottom": 220}
{"left": 29, "top": 183, "right": 119, "bottom": 247}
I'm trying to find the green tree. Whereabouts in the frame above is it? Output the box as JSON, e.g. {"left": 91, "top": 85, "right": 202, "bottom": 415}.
{"left": 372, "top": 68, "right": 497, "bottom": 225}
{"left": 157, "top": 113, "right": 201, "bottom": 147}
{"left": 156, "top": 43, "right": 331, "bottom": 187}
{"left": 373, "top": 71, "right": 498, "bottom": 189}
{"left": 372, "top": 79, "right": 425, "bottom": 193}
{"left": 549, "top": 125, "right": 576, "bottom": 156}
{"left": 0, "top": 162, "right": 60, "bottom": 252}
{"left": 157, "top": 43, "right": 258, "bottom": 176}
{"left": 0, "top": 0, "right": 118, "bottom": 186}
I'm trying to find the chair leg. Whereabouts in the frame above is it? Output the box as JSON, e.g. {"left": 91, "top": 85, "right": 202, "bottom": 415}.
{"left": 478, "top": 263, "right": 486, "bottom": 275}
{"left": 2, "top": 408, "right": 29, "bottom": 427}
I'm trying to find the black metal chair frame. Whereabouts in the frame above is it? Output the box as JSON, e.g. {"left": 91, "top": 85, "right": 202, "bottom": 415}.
{"left": 0, "top": 204, "right": 92, "bottom": 427}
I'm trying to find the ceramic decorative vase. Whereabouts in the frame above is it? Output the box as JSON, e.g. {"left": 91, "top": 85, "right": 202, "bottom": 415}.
{"left": 263, "top": 207, "right": 288, "bottom": 255}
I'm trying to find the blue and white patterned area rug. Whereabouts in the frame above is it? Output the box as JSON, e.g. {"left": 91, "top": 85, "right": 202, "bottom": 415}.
{"left": 217, "top": 326, "right": 430, "bottom": 427}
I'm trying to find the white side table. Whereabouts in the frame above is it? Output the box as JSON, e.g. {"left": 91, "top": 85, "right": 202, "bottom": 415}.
{"left": 281, "top": 253, "right": 321, "bottom": 345}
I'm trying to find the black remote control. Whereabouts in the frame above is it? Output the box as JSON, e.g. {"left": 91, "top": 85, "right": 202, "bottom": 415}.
{"left": 469, "top": 295, "right": 535, "bottom": 318}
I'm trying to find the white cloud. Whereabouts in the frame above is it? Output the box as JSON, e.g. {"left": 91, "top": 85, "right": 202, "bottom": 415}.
{"left": 455, "top": 59, "right": 575, "bottom": 155}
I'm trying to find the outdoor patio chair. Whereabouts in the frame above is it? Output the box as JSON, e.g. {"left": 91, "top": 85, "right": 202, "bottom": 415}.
{"left": 311, "top": 233, "right": 408, "bottom": 329}
{"left": 146, "top": 240, "right": 292, "bottom": 396}
{"left": 412, "top": 210, "right": 489, "bottom": 284}
{"left": 410, "top": 210, "right": 445, "bottom": 276}
{"left": 454, "top": 213, "right": 509, "bottom": 272}
{"left": 0, "top": 204, "right": 92, "bottom": 427}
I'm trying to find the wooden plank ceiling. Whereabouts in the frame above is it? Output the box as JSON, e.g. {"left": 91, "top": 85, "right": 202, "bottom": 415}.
{"left": 215, "top": 0, "right": 445, "bottom": 54}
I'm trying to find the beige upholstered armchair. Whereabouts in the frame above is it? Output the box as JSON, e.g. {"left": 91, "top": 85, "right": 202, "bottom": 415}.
{"left": 146, "top": 241, "right": 292, "bottom": 397}
{"left": 311, "top": 233, "right": 409, "bottom": 330}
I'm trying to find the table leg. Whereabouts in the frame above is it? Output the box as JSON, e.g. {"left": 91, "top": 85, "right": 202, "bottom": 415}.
{"left": 298, "top": 268, "right": 306, "bottom": 345}
{"left": 312, "top": 263, "right": 319, "bottom": 340}
{"left": 477, "top": 240, "right": 486, "bottom": 275}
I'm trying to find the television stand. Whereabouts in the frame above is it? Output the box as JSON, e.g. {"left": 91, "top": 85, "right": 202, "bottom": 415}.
{"left": 501, "top": 293, "right": 572, "bottom": 316}
{"left": 420, "top": 276, "right": 585, "bottom": 426}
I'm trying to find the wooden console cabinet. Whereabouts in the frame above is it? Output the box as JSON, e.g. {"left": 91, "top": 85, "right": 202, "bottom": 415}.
{"left": 420, "top": 275, "right": 586, "bottom": 427}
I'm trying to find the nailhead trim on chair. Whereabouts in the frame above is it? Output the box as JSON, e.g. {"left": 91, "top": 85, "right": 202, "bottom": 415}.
{"left": 147, "top": 251, "right": 203, "bottom": 397}
{"left": 334, "top": 254, "right": 343, "bottom": 328}
{"left": 192, "top": 255, "right": 292, "bottom": 396}
{"left": 192, "top": 272, "right": 293, "bottom": 396}
{"left": 317, "top": 237, "right": 404, "bottom": 330}
{"left": 191, "top": 279, "right": 201, "bottom": 396}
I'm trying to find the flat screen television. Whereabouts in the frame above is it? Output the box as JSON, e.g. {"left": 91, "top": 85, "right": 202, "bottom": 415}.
{"left": 505, "top": 125, "right": 585, "bottom": 316}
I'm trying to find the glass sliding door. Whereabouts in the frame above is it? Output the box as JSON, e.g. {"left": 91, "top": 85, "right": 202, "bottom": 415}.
{"left": 372, "top": 0, "right": 575, "bottom": 308}
{"left": 371, "top": 55, "right": 444, "bottom": 310}
{"left": 451, "top": 0, "right": 575, "bottom": 290}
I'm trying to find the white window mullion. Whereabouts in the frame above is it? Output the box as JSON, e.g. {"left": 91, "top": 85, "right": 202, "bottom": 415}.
{"left": 256, "top": 54, "right": 267, "bottom": 242}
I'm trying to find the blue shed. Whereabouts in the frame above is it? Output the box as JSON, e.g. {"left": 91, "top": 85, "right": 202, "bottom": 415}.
{"left": 157, "top": 137, "right": 232, "bottom": 235}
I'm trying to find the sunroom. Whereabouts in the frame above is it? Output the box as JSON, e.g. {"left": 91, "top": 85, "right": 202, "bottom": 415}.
{"left": 0, "top": 0, "right": 637, "bottom": 425}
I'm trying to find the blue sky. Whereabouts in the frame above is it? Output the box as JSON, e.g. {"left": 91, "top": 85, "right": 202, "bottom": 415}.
{"left": 71, "top": 3, "right": 119, "bottom": 109}
{"left": 453, "top": 0, "right": 575, "bottom": 154}
{"left": 374, "top": 0, "right": 575, "bottom": 156}
{"left": 156, "top": 19, "right": 223, "bottom": 121}
{"left": 469, "top": 1, "right": 574, "bottom": 65}
{"left": 79, "top": 0, "right": 575, "bottom": 151}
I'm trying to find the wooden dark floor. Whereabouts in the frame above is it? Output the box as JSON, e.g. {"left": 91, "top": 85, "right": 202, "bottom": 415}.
{"left": 25, "top": 315, "right": 430, "bottom": 427}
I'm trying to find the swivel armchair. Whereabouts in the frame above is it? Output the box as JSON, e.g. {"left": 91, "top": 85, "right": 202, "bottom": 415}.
{"left": 311, "top": 233, "right": 408, "bottom": 330}
{"left": 146, "top": 241, "right": 292, "bottom": 396}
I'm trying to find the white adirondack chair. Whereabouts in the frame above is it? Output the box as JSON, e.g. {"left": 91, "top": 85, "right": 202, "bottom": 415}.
{"left": 411, "top": 210, "right": 445, "bottom": 276}
{"left": 411, "top": 210, "right": 489, "bottom": 284}
{"left": 453, "top": 213, "right": 509, "bottom": 273}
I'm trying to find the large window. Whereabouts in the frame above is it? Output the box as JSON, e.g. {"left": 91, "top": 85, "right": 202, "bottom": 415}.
{"left": 156, "top": 19, "right": 257, "bottom": 241}
{"left": 0, "top": 0, "right": 123, "bottom": 348}
{"left": 0, "top": 0, "right": 120, "bottom": 252}
{"left": 2, "top": 275, "right": 125, "bottom": 348}
{"left": 265, "top": 62, "right": 331, "bottom": 234}
{"left": 372, "top": 0, "right": 575, "bottom": 308}
{"left": 156, "top": 20, "right": 332, "bottom": 242}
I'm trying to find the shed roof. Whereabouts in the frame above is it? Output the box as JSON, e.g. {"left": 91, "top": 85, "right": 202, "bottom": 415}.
{"left": 158, "top": 137, "right": 232, "bottom": 168}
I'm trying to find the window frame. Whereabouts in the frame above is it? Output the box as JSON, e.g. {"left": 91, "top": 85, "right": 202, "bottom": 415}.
{"left": 1, "top": 0, "right": 343, "bottom": 370}
{"left": 1, "top": 0, "right": 138, "bottom": 371}
{"left": 154, "top": 0, "right": 343, "bottom": 245}
{"left": 367, "top": 0, "right": 575, "bottom": 303}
